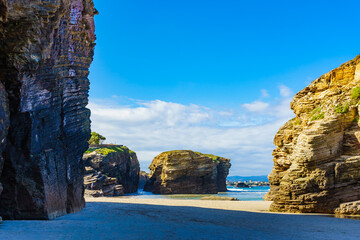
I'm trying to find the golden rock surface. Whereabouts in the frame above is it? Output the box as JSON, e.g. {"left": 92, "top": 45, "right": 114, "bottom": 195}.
{"left": 266, "top": 55, "right": 360, "bottom": 213}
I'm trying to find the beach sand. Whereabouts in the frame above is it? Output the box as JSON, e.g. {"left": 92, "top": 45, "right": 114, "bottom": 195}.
{"left": 0, "top": 197, "right": 359, "bottom": 240}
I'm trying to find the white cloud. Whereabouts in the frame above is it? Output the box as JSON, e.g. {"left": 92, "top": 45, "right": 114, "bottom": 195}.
{"left": 261, "top": 89, "right": 270, "bottom": 98}
{"left": 89, "top": 86, "right": 295, "bottom": 176}
{"left": 242, "top": 101, "right": 269, "bottom": 113}
{"left": 279, "top": 84, "right": 292, "bottom": 97}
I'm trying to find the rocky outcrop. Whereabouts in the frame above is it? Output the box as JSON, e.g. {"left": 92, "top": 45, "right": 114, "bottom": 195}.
{"left": 335, "top": 201, "right": 360, "bottom": 216}
{"left": 83, "top": 145, "right": 140, "bottom": 195}
{"left": 138, "top": 171, "right": 150, "bottom": 189}
{"left": 84, "top": 167, "right": 124, "bottom": 197}
{"left": 266, "top": 55, "right": 360, "bottom": 213}
{"left": 144, "top": 150, "right": 231, "bottom": 194}
{"left": 0, "top": 0, "right": 96, "bottom": 220}
{"left": 235, "top": 182, "right": 250, "bottom": 188}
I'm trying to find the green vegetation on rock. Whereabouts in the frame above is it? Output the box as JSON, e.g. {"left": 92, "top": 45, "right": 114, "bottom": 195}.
{"left": 85, "top": 146, "right": 134, "bottom": 156}
{"left": 163, "top": 150, "right": 223, "bottom": 163}
{"left": 310, "top": 105, "right": 325, "bottom": 121}
{"left": 293, "top": 119, "right": 301, "bottom": 125}
{"left": 88, "top": 132, "right": 106, "bottom": 145}
{"left": 310, "top": 112, "right": 325, "bottom": 121}
{"left": 85, "top": 148, "right": 96, "bottom": 154}
{"left": 311, "top": 106, "right": 322, "bottom": 116}
{"left": 351, "top": 87, "right": 360, "bottom": 100}
{"left": 195, "top": 152, "right": 221, "bottom": 163}
{"left": 334, "top": 103, "right": 349, "bottom": 114}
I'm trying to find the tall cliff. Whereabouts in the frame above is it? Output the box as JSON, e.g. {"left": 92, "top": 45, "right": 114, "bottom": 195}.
{"left": 266, "top": 55, "right": 360, "bottom": 213}
{"left": 144, "top": 150, "right": 231, "bottom": 194}
{"left": 0, "top": 0, "right": 96, "bottom": 220}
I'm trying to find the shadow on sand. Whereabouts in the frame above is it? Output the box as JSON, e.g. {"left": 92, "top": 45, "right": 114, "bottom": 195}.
{"left": 0, "top": 201, "right": 360, "bottom": 240}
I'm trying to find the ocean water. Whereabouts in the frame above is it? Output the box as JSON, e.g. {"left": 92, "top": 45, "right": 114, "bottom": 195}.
{"left": 125, "top": 186, "right": 270, "bottom": 201}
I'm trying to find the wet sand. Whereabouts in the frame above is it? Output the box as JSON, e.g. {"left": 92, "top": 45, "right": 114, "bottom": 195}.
{"left": 0, "top": 197, "right": 359, "bottom": 240}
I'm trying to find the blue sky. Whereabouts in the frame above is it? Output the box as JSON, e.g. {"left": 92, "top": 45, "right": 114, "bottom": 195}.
{"left": 89, "top": 0, "right": 360, "bottom": 176}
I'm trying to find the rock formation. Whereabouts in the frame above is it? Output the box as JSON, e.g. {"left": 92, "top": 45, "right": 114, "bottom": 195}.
{"left": 84, "top": 166, "right": 124, "bottom": 197}
{"left": 138, "top": 171, "right": 150, "bottom": 189}
{"left": 144, "top": 150, "right": 231, "bottom": 194}
{"left": 335, "top": 200, "right": 360, "bottom": 216}
{"left": 83, "top": 145, "right": 140, "bottom": 196}
{"left": 0, "top": 0, "right": 96, "bottom": 220}
{"left": 266, "top": 55, "right": 360, "bottom": 213}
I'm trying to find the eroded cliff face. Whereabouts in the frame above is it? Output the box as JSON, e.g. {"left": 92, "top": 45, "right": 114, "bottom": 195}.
{"left": 266, "top": 55, "right": 360, "bottom": 213}
{"left": 83, "top": 145, "right": 140, "bottom": 196}
{"left": 144, "top": 150, "right": 231, "bottom": 194}
{"left": 0, "top": 0, "right": 96, "bottom": 220}
{"left": 0, "top": 0, "right": 8, "bottom": 204}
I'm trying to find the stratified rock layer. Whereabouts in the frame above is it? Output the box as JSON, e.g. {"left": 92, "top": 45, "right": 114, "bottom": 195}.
{"left": 0, "top": 0, "right": 96, "bottom": 220}
{"left": 83, "top": 145, "right": 140, "bottom": 194}
{"left": 83, "top": 166, "right": 124, "bottom": 197}
{"left": 335, "top": 200, "right": 360, "bottom": 216}
{"left": 144, "top": 150, "right": 231, "bottom": 194}
{"left": 266, "top": 55, "right": 360, "bottom": 213}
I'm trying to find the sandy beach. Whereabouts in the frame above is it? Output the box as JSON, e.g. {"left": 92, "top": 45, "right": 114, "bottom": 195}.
{"left": 0, "top": 197, "right": 359, "bottom": 240}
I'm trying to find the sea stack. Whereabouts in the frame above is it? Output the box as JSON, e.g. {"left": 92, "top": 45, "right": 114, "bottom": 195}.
{"left": 83, "top": 145, "right": 140, "bottom": 196}
{"left": 266, "top": 55, "right": 360, "bottom": 213}
{"left": 0, "top": 0, "right": 96, "bottom": 219}
{"left": 144, "top": 150, "right": 231, "bottom": 194}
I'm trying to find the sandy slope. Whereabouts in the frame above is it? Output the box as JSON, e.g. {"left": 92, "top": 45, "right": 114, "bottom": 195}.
{"left": 0, "top": 198, "right": 359, "bottom": 240}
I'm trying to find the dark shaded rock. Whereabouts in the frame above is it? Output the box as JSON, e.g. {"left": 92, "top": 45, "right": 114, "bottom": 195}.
{"left": 83, "top": 145, "right": 140, "bottom": 194}
{"left": 235, "top": 182, "right": 250, "bottom": 188}
{"left": 84, "top": 167, "right": 124, "bottom": 197}
{"left": 0, "top": 81, "right": 9, "bottom": 224}
{"left": 138, "top": 171, "right": 150, "bottom": 189}
{"left": 144, "top": 150, "right": 231, "bottom": 194}
{"left": 0, "top": 0, "right": 96, "bottom": 220}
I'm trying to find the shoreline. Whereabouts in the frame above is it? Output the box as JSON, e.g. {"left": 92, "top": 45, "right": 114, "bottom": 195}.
{"left": 85, "top": 197, "right": 273, "bottom": 213}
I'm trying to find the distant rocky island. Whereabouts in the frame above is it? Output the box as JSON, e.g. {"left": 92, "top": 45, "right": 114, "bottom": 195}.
{"left": 83, "top": 144, "right": 140, "bottom": 197}
{"left": 226, "top": 175, "right": 269, "bottom": 188}
{"left": 227, "top": 181, "right": 269, "bottom": 188}
{"left": 144, "top": 150, "right": 231, "bottom": 194}
{"left": 266, "top": 55, "right": 360, "bottom": 215}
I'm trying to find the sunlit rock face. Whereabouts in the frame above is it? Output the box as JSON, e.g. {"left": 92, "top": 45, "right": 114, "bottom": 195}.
{"left": 266, "top": 55, "right": 360, "bottom": 213}
{"left": 0, "top": 0, "right": 96, "bottom": 220}
{"left": 144, "top": 150, "right": 231, "bottom": 194}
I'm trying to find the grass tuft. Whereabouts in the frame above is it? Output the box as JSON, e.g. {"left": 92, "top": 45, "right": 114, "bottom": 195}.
{"left": 351, "top": 87, "right": 360, "bottom": 100}
{"left": 85, "top": 146, "right": 135, "bottom": 156}
{"left": 310, "top": 112, "right": 325, "bottom": 121}
{"left": 334, "top": 103, "right": 349, "bottom": 114}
